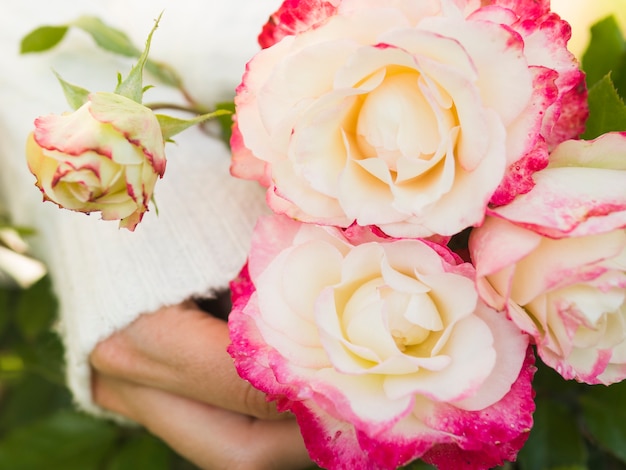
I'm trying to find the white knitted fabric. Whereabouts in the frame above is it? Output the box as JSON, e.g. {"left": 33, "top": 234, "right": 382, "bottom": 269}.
{"left": 0, "top": 0, "right": 277, "bottom": 416}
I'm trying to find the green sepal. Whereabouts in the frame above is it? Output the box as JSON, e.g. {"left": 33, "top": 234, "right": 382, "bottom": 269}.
{"left": 156, "top": 109, "right": 232, "bottom": 142}
{"left": 53, "top": 71, "right": 90, "bottom": 110}
{"left": 582, "top": 74, "right": 626, "bottom": 140}
{"left": 114, "top": 12, "right": 162, "bottom": 103}
{"left": 150, "top": 194, "right": 159, "bottom": 217}
{"left": 20, "top": 25, "right": 69, "bottom": 53}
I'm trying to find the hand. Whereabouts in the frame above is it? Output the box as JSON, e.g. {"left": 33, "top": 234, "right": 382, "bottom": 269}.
{"left": 90, "top": 301, "right": 313, "bottom": 470}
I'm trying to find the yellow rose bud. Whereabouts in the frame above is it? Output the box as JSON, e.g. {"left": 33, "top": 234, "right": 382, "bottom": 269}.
{"left": 26, "top": 91, "right": 166, "bottom": 231}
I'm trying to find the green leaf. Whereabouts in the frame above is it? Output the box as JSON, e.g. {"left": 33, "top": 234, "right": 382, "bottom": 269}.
{"left": 582, "top": 16, "right": 626, "bottom": 90}
{"left": 0, "top": 287, "right": 10, "bottom": 338}
{"left": 156, "top": 109, "right": 232, "bottom": 141}
{"left": 71, "top": 15, "right": 180, "bottom": 89}
{"left": 549, "top": 467, "right": 587, "bottom": 470}
{"left": 14, "top": 277, "right": 57, "bottom": 341}
{"left": 71, "top": 16, "right": 139, "bottom": 58}
{"left": 20, "top": 26, "right": 68, "bottom": 54}
{"left": 517, "top": 397, "right": 587, "bottom": 470}
{"left": 53, "top": 71, "right": 90, "bottom": 110}
{"left": 400, "top": 460, "right": 437, "bottom": 469}
{"left": 579, "top": 381, "right": 626, "bottom": 464}
{"left": 0, "top": 373, "right": 71, "bottom": 433}
{"left": 582, "top": 75, "right": 626, "bottom": 140}
{"left": 15, "top": 331, "right": 65, "bottom": 385}
{"left": 0, "top": 410, "right": 117, "bottom": 470}
{"left": 144, "top": 61, "right": 182, "bottom": 89}
{"left": 215, "top": 101, "right": 236, "bottom": 145}
{"left": 106, "top": 433, "right": 171, "bottom": 470}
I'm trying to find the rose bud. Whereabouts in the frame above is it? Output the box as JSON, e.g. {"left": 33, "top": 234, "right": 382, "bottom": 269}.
{"left": 26, "top": 91, "right": 166, "bottom": 231}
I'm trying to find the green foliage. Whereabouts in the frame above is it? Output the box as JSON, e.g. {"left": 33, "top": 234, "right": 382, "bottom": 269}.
{"left": 20, "top": 26, "right": 68, "bottom": 54}
{"left": 0, "top": 278, "right": 198, "bottom": 469}
{"left": 106, "top": 433, "right": 172, "bottom": 470}
{"left": 401, "top": 461, "right": 436, "bottom": 469}
{"left": 583, "top": 16, "right": 626, "bottom": 95}
{"left": 156, "top": 109, "right": 232, "bottom": 142}
{"left": 215, "top": 101, "right": 237, "bottom": 145}
{"left": 517, "top": 364, "right": 587, "bottom": 470}
{"left": 0, "top": 410, "right": 117, "bottom": 470}
{"left": 579, "top": 381, "right": 626, "bottom": 463}
{"left": 581, "top": 15, "right": 626, "bottom": 139}
{"left": 20, "top": 16, "right": 181, "bottom": 89}
{"left": 582, "top": 76, "right": 626, "bottom": 139}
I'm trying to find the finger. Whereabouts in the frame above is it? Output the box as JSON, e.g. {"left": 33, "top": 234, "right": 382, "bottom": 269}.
{"left": 92, "top": 374, "right": 312, "bottom": 470}
{"left": 90, "top": 303, "right": 281, "bottom": 420}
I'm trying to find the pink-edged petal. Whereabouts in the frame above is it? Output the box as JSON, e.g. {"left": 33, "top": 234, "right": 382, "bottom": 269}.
{"left": 549, "top": 132, "right": 626, "bottom": 170}
{"left": 508, "top": 231, "right": 626, "bottom": 306}
{"left": 421, "top": 347, "right": 536, "bottom": 470}
{"left": 469, "top": 216, "right": 542, "bottom": 309}
{"left": 258, "top": 0, "right": 340, "bottom": 48}
{"left": 470, "top": 216, "right": 537, "bottom": 277}
{"left": 484, "top": 0, "right": 550, "bottom": 19}
{"left": 34, "top": 105, "right": 107, "bottom": 158}
{"left": 229, "top": 121, "right": 271, "bottom": 186}
{"left": 491, "top": 166, "right": 626, "bottom": 238}
{"left": 89, "top": 92, "right": 165, "bottom": 175}
{"left": 246, "top": 214, "right": 303, "bottom": 280}
{"left": 451, "top": 303, "right": 529, "bottom": 411}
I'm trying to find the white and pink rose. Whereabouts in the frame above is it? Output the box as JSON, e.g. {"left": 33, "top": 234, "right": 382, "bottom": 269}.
{"left": 470, "top": 133, "right": 626, "bottom": 385}
{"left": 229, "top": 214, "right": 534, "bottom": 470}
{"left": 26, "top": 92, "right": 166, "bottom": 231}
{"left": 231, "top": 0, "right": 586, "bottom": 238}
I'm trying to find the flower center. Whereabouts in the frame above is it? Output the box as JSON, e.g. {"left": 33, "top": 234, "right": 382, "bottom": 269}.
{"left": 341, "top": 277, "right": 443, "bottom": 359}
{"left": 355, "top": 71, "right": 444, "bottom": 168}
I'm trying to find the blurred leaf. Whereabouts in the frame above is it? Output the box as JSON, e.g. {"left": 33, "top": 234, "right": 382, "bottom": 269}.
{"left": 549, "top": 467, "right": 587, "bottom": 470}
{"left": 20, "top": 16, "right": 180, "bottom": 88}
{"left": 0, "top": 287, "right": 10, "bottom": 338}
{"left": 579, "top": 381, "right": 626, "bottom": 464}
{"left": 401, "top": 460, "right": 436, "bottom": 469}
{"left": 517, "top": 397, "right": 587, "bottom": 470}
{"left": 582, "top": 16, "right": 626, "bottom": 96}
{"left": 106, "top": 433, "right": 171, "bottom": 470}
{"left": 582, "top": 75, "right": 626, "bottom": 140}
{"left": 215, "top": 101, "right": 236, "bottom": 146}
{"left": 0, "top": 373, "right": 70, "bottom": 433}
{"left": 14, "top": 277, "right": 57, "bottom": 341}
{"left": 71, "top": 16, "right": 138, "bottom": 57}
{"left": 0, "top": 410, "right": 117, "bottom": 470}
{"left": 20, "top": 26, "right": 68, "bottom": 53}
{"left": 72, "top": 15, "right": 181, "bottom": 89}
{"left": 532, "top": 357, "right": 586, "bottom": 398}
{"left": 15, "top": 331, "right": 65, "bottom": 385}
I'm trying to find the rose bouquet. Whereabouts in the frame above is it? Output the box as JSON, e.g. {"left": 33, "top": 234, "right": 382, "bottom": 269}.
{"left": 226, "top": 0, "right": 626, "bottom": 468}
{"left": 22, "top": 0, "right": 626, "bottom": 469}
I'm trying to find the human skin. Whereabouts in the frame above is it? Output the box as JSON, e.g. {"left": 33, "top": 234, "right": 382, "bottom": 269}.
{"left": 90, "top": 302, "right": 313, "bottom": 470}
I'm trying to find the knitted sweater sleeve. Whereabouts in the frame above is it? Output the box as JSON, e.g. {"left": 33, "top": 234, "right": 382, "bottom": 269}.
{"left": 0, "top": 0, "right": 275, "bottom": 416}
